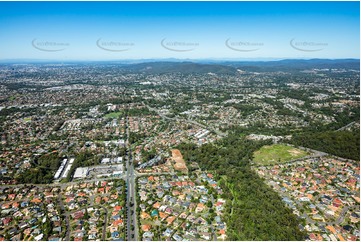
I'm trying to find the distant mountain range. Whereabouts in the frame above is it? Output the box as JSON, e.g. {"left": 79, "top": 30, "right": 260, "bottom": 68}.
{"left": 1, "top": 58, "right": 359, "bottom": 74}
{"left": 120, "top": 61, "right": 237, "bottom": 75}
{"left": 118, "top": 59, "right": 360, "bottom": 74}
{"left": 222, "top": 59, "right": 360, "bottom": 72}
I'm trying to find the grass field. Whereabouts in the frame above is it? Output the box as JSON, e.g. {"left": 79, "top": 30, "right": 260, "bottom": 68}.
{"left": 253, "top": 144, "right": 309, "bottom": 165}
{"left": 23, "top": 117, "right": 32, "bottom": 122}
{"left": 104, "top": 111, "right": 122, "bottom": 119}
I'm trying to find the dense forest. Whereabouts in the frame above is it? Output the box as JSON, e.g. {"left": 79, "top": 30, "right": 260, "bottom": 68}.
{"left": 177, "top": 134, "right": 306, "bottom": 240}
{"left": 291, "top": 130, "right": 360, "bottom": 160}
{"left": 17, "top": 152, "right": 60, "bottom": 184}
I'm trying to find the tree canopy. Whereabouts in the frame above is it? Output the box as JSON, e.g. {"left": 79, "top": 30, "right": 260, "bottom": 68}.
{"left": 177, "top": 134, "right": 306, "bottom": 240}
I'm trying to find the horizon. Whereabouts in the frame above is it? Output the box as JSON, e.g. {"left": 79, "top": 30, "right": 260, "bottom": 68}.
{"left": 0, "top": 57, "right": 360, "bottom": 64}
{"left": 0, "top": 1, "right": 359, "bottom": 60}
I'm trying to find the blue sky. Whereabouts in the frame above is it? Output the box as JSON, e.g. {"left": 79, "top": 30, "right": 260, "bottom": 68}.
{"left": 0, "top": 1, "right": 359, "bottom": 60}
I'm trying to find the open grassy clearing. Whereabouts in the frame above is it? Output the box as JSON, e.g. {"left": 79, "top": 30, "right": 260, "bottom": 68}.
{"left": 253, "top": 144, "right": 309, "bottom": 165}
{"left": 104, "top": 111, "right": 122, "bottom": 119}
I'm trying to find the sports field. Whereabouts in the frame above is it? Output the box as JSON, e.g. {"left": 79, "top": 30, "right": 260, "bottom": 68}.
{"left": 104, "top": 111, "right": 122, "bottom": 119}
{"left": 253, "top": 144, "right": 309, "bottom": 165}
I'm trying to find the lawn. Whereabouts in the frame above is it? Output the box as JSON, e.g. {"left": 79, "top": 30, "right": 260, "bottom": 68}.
{"left": 104, "top": 111, "right": 122, "bottom": 119}
{"left": 253, "top": 144, "right": 309, "bottom": 165}
{"left": 23, "top": 117, "right": 32, "bottom": 122}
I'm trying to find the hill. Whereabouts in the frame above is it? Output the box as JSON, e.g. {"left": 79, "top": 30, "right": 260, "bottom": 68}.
{"left": 121, "top": 61, "right": 238, "bottom": 75}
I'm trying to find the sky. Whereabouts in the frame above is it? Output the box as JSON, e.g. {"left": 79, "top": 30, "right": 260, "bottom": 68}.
{"left": 0, "top": 1, "right": 359, "bottom": 61}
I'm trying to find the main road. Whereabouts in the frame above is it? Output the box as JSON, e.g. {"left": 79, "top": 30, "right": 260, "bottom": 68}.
{"left": 125, "top": 115, "right": 139, "bottom": 241}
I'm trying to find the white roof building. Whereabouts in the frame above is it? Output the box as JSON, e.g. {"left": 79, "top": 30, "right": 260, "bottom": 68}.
{"left": 101, "top": 158, "right": 110, "bottom": 164}
{"left": 73, "top": 167, "right": 89, "bottom": 179}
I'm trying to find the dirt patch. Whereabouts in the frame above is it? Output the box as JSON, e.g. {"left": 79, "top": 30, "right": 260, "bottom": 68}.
{"left": 171, "top": 149, "right": 188, "bottom": 173}
{"left": 289, "top": 148, "right": 302, "bottom": 156}
{"left": 172, "top": 149, "right": 183, "bottom": 159}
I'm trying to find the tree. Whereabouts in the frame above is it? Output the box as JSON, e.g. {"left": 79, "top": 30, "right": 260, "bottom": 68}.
{"left": 84, "top": 209, "right": 89, "bottom": 220}
{"left": 206, "top": 201, "right": 212, "bottom": 208}
{"left": 177, "top": 135, "right": 306, "bottom": 240}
